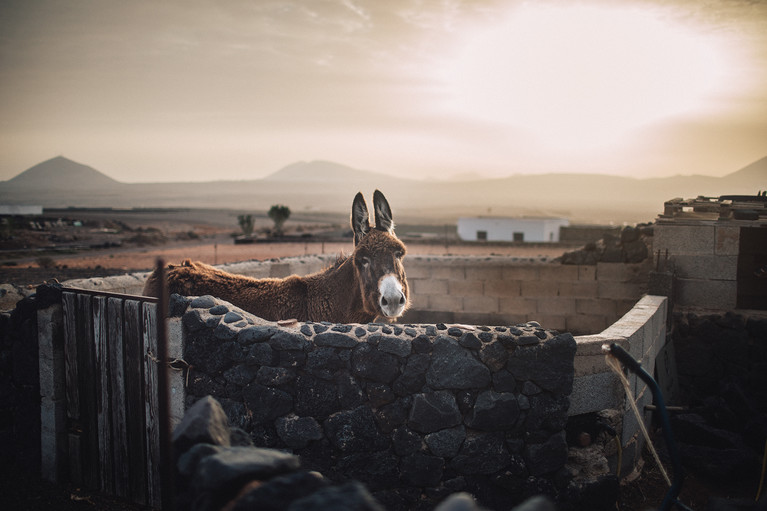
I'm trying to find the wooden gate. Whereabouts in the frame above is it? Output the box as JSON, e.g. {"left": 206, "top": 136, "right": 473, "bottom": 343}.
{"left": 61, "top": 288, "right": 163, "bottom": 508}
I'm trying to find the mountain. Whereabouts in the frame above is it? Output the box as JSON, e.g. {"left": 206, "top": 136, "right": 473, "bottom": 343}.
{"left": 1, "top": 155, "right": 764, "bottom": 224}
{"left": 263, "top": 160, "right": 408, "bottom": 184}
{"left": 724, "top": 156, "right": 767, "bottom": 186}
{"left": 4, "top": 156, "right": 122, "bottom": 190}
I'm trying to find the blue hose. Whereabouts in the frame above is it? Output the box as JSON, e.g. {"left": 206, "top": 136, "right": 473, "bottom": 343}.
{"left": 607, "top": 343, "right": 690, "bottom": 511}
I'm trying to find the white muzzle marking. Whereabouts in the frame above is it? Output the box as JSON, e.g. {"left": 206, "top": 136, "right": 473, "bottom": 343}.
{"left": 379, "top": 274, "right": 406, "bottom": 318}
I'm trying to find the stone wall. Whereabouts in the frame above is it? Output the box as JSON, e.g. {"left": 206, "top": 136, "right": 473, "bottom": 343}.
{"left": 0, "top": 279, "right": 671, "bottom": 510}
{"left": 62, "top": 254, "right": 652, "bottom": 336}
{"left": 174, "top": 293, "right": 578, "bottom": 510}
{"left": 672, "top": 309, "right": 767, "bottom": 405}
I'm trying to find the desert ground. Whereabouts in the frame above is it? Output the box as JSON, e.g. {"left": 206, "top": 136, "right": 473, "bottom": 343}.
{"left": 0, "top": 208, "right": 574, "bottom": 287}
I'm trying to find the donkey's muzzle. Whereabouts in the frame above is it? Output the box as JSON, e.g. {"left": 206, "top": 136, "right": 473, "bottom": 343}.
{"left": 379, "top": 274, "right": 407, "bottom": 318}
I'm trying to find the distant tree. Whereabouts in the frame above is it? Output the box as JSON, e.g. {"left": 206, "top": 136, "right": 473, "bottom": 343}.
{"left": 237, "top": 214, "right": 255, "bottom": 236}
{"left": 268, "top": 205, "right": 291, "bottom": 236}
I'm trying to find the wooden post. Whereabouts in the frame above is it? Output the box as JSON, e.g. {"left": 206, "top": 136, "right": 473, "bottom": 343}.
{"left": 143, "top": 301, "right": 162, "bottom": 508}
{"left": 156, "top": 258, "right": 175, "bottom": 510}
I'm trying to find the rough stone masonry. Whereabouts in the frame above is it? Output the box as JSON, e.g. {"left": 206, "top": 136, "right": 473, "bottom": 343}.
{"left": 175, "top": 293, "right": 579, "bottom": 510}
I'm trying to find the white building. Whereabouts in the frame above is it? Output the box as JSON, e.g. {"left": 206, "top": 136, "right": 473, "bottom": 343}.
{"left": 0, "top": 205, "right": 43, "bottom": 216}
{"left": 457, "top": 217, "right": 569, "bottom": 242}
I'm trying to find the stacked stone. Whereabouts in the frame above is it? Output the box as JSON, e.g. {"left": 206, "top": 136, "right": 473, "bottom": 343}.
{"left": 175, "top": 294, "right": 577, "bottom": 510}
{"left": 174, "top": 395, "right": 559, "bottom": 511}
{"left": 558, "top": 224, "right": 652, "bottom": 265}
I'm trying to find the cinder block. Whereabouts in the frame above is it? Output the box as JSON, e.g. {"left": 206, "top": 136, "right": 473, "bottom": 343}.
{"left": 674, "top": 278, "right": 737, "bottom": 310}
{"left": 409, "top": 293, "right": 430, "bottom": 310}
{"left": 403, "top": 263, "right": 432, "bottom": 279}
{"left": 502, "top": 266, "right": 539, "bottom": 281}
{"left": 499, "top": 297, "right": 538, "bottom": 315}
{"left": 431, "top": 265, "right": 466, "bottom": 280}
{"left": 616, "top": 299, "right": 639, "bottom": 318}
{"left": 576, "top": 299, "right": 616, "bottom": 317}
{"left": 567, "top": 314, "right": 608, "bottom": 336}
{"left": 403, "top": 309, "right": 455, "bottom": 324}
{"left": 427, "top": 294, "right": 463, "bottom": 312}
{"left": 655, "top": 224, "right": 715, "bottom": 255}
{"left": 536, "top": 297, "right": 576, "bottom": 315}
{"left": 521, "top": 280, "right": 559, "bottom": 297}
{"left": 455, "top": 311, "right": 514, "bottom": 326}
{"left": 596, "top": 263, "right": 631, "bottom": 282}
{"left": 568, "top": 372, "right": 624, "bottom": 415}
{"left": 411, "top": 279, "right": 448, "bottom": 296}
{"left": 449, "top": 279, "right": 484, "bottom": 297}
{"left": 466, "top": 266, "right": 504, "bottom": 281}
{"left": 578, "top": 266, "right": 597, "bottom": 281}
{"left": 484, "top": 279, "right": 521, "bottom": 297}
{"left": 673, "top": 254, "right": 737, "bottom": 280}
{"left": 463, "top": 295, "right": 499, "bottom": 313}
{"left": 715, "top": 226, "right": 740, "bottom": 256}
{"left": 538, "top": 265, "right": 579, "bottom": 281}
{"left": 597, "top": 281, "right": 645, "bottom": 301}
{"left": 558, "top": 281, "right": 599, "bottom": 298}
{"left": 269, "top": 262, "right": 292, "bottom": 278}
{"left": 532, "top": 314, "right": 567, "bottom": 331}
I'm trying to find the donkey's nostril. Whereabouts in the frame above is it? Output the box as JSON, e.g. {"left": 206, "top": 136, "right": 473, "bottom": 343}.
{"left": 399, "top": 295, "right": 405, "bottom": 305}
{"left": 381, "top": 297, "right": 388, "bottom": 306}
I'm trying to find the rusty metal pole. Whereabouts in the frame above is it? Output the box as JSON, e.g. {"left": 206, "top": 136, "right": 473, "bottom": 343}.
{"left": 155, "top": 258, "right": 175, "bottom": 510}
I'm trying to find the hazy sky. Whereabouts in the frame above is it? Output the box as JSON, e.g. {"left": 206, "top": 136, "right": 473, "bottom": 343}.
{"left": 1, "top": 0, "right": 766, "bottom": 183}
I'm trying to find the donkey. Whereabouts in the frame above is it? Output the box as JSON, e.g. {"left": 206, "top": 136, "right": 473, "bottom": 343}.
{"left": 143, "top": 190, "right": 409, "bottom": 324}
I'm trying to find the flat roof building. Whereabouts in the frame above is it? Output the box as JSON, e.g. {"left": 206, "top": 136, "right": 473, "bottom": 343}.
{"left": 457, "top": 217, "right": 569, "bottom": 242}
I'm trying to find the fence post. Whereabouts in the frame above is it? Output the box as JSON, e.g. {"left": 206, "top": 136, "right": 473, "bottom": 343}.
{"left": 38, "top": 303, "right": 67, "bottom": 483}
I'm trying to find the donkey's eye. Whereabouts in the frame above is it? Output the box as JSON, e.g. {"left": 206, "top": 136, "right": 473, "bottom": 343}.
{"left": 359, "top": 256, "right": 371, "bottom": 267}
{"left": 394, "top": 251, "right": 404, "bottom": 259}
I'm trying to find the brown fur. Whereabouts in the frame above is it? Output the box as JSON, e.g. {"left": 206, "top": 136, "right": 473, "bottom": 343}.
{"left": 143, "top": 191, "right": 409, "bottom": 323}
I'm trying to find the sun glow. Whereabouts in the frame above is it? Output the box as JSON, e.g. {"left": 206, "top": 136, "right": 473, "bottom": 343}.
{"left": 441, "top": 4, "right": 729, "bottom": 150}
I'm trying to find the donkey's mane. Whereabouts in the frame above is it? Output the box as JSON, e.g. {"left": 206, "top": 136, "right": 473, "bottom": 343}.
{"left": 329, "top": 252, "right": 350, "bottom": 270}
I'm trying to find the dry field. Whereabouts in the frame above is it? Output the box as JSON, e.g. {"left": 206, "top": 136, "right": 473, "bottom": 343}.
{"left": 0, "top": 208, "right": 575, "bottom": 287}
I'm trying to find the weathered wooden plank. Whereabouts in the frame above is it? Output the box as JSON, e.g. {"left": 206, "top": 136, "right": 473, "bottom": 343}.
{"left": 62, "top": 292, "right": 83, "bottom": 486}
{"left": 142, "top": 302, "right": 162, "bottom": 508}
{"left": 124, "top": 299, "right": 148, "bottom": 506}
{"left": 76, "top": 293, "right": 99, "bottom": 490}
{"left": 68, "top": 433, "right": 82, "bottom": 485}
{"left": 93, "top": 296, "right": 113, "bottom": 494}
{"left": 108, "top": 297, "right": 129, "bottom": 499}
{"left": 62, "top": 292, "right": 79, "bottom": 422}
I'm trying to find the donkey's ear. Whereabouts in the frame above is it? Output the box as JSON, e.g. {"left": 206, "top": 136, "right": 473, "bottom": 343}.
{"left": 373, "top": 189, "right": 394, "bottom": 234}
{"left": 351, "top": 192, "right": 370, "bottom": 245}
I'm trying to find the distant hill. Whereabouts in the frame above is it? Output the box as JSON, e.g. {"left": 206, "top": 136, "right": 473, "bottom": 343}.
{"left": 0, "top": 155, "right": 764, "bottom": 225}
{"left": 263, "top": 160, "right": 408, "bottom": 184}
{"left": 724, "top": 155, "right": 767, "bottom": 186}
{"left": 4, "top": 156, "right": 122, "bottom": 190}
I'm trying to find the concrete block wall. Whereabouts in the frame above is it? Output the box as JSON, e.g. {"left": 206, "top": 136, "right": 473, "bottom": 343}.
{"left": 62, "top": 254, "right": 651, "bottom": 336}
{"left": 654, "top": 221, "right": 739, "bottom": 309}
{"left": 401, "top": 256, "right": 651, "bottom": 336}
{"left": 568, "top": 295, "right": 668, "bottom": 477}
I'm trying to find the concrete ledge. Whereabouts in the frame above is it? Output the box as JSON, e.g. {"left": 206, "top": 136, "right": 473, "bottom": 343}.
{"left": 570, "top": 295, "right": 667, "bottom": 416}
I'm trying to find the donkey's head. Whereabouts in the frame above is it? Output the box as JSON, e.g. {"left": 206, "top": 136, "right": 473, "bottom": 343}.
{"left": 350, "top": 190, "right": 409, "bottom": 320}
